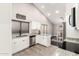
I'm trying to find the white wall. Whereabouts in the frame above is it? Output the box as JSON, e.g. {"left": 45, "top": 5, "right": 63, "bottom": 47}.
{"left": 0, "top": 4, "right": 12, "bottom": 56}
{"left": 12, "top": 3, "right": 54, "bottom": 35}
{"left": 65, "top": 3, "right": 79, "bottom": 38}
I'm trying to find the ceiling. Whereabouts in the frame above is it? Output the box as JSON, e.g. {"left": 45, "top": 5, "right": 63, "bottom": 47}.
{"left": 34, "top": 3, "right": 66, "bottom": 24}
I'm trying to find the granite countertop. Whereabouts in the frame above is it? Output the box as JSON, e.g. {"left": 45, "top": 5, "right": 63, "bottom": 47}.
{"left": 64, "top": 38, "right": 79, "bottom": 44}
{"left": 55, "top": 47, "right": 79, "bottom": 56}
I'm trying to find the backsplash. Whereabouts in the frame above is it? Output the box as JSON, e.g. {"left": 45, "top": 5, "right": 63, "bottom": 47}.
{"left": 31, "top": 29, "right": 40, "bottom": 35}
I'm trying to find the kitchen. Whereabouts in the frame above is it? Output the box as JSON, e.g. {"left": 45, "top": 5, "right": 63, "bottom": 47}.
{"left": 0, "top": 3, "right": 79, "bottom": 56}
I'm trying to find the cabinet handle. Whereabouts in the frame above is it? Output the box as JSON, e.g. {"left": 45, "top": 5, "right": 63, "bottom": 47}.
{"left": 69, "top": 15, "right": 71, "bottom": 25}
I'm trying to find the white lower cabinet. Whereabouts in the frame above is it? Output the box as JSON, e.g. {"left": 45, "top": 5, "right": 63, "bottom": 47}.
{"left": 36, "top": 35, "right": 51, "bottom": 47}
{"left": 12, "top": 35, "right": 51, "bottom": 54}
{"left": 12, "top": 36, "right": 29, "bottom": 54}
{"left": 36, "top": 35, "right": 43, "bottom": 44}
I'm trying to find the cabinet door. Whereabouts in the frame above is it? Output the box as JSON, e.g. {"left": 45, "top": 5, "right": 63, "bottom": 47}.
{"left": 21, "top": 37, "right": 29, "bottom": 49}
{"left": 18, "top": 37, "right": 29, "bottom": 51}
{"left": 12, "top": 39, "right": 22, "bottom": 54}
{"left": 36, "top": 36, "right": 39, "bottom": 43}
{"left": 39, "top": 36, "right": 44, "bottom": 45}
{"left": 36, "top": 35, "right": 42, "bottom": 43}
{"left": 66, "top": 42, "right": 75, "bottom": 52}
{"left": 20, "top": 37, "right": 26, "bottom": 50}
{"left": 42, "top": 36, "right": 47, "bottom": 46}
{"left": 43, "top": 36, "right": 51, "bottom": 47}
{"left": 12, "top": 37, "right": 29, "bottom": 54}
{"left": 75, "top": 44, "right": 79, "bottom": 53}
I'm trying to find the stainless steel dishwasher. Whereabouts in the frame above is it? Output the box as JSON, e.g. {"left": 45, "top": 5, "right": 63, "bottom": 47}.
{"left": 29, "top": 35, "right": 36, "bottom": 47}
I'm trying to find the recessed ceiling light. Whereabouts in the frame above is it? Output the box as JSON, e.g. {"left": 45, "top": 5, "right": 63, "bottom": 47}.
{"left": 41, "top": 5, "right": 45, "bottom": 9}
{"left": 55, "top": 10, "right": 59, "bottom": 14}
{"left": 47, "top": 13, "right": 51, "bottom": 16}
